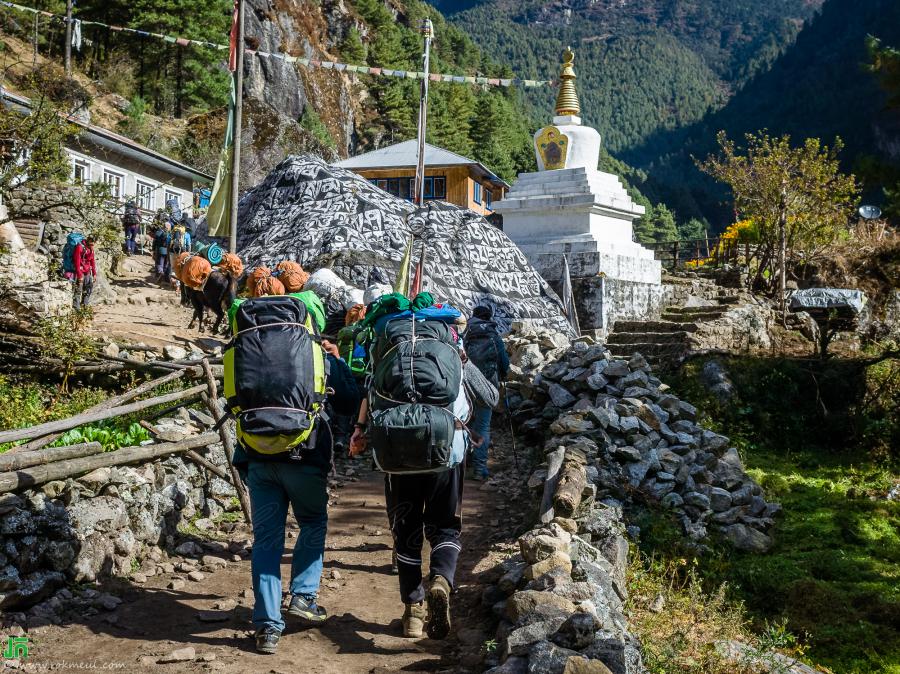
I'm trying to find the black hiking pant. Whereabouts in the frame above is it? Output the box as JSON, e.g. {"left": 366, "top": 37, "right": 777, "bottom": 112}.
{"left": 384, "top": 463, "right": 464, "bottom": 604}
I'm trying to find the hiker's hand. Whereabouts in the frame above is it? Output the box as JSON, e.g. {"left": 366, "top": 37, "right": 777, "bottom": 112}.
{"left": 349, "top": 426, "right": 368, "bottom": 457}
{"left": 321, "top": 339, "right": 340, "bottom": 358}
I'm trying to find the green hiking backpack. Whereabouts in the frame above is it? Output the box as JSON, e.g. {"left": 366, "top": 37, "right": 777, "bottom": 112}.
{"left": 223, "top": 292, "right": 328, "bottom": 459}
{"left": 368, "top": 315, "right": 463, "bottom": 474}
{"left": 336, "top": 323, "right": 370, "bottom": 379}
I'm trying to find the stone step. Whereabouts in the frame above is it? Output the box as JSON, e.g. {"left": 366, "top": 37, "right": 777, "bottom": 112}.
{"left": 606, "top": 341, "right": 690, "bottom": 357}
{"left": 606, "top": 331, "right": 690, "bottom": 345}
{"left": 716, "top": 295, "right": 742, "bottom": 305}
{"left": 613, "top": 320, "right": 699, "bottom": 333}
{"left": 662, "top": 307, "right": 729, "bottom": 321}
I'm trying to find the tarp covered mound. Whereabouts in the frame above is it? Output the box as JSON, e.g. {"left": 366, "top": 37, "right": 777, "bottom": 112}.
{"left": 788, "top": 288, "right": 866, "bottom": 314}
{"left": 235, "top": 155, "right": 573, "bottom": 335}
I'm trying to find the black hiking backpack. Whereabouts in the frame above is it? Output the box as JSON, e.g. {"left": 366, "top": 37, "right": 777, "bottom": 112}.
{"left": 465, "top": 320, "right": 501, "bottom": 386}
{"left": 224, "top": 294, "right": 329, "bottom": 460}
{"left": 368, "top": 316, "right": 463, "bottom": 474}
{"left": 123, "top": 202, "right": 141, "bottom": 226}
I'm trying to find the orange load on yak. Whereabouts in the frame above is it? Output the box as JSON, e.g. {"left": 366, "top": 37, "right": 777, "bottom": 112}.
{"left": 248, "top": 266, "right": 285, "bottom": 297}
{"left": 275, "top": 260, "right": 309, "bottom": 293}
{"left": 180, "top": 255, "right": 212, "bottom": 290}
{"left": 173, "top": 252, "right": 192, "bottom": 282}
{"left": 218, "top": 252, "right": 244, "bottom": 278}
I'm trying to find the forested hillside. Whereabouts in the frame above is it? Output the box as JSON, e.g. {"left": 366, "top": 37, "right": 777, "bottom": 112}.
{"left": 429, "top": 0, "right": 821, "bottom": 154}
{"left": 433, "top": 0, "right": 900, "bottom": 227}
{"left": 625, "top": 0, "right": 900, "bottom": 224}
{"left": 0, "top": 0, "right": 540, "bottom": 183}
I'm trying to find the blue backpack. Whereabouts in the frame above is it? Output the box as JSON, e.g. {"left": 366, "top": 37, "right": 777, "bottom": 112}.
{"left": 62, "top": 232, "right": 84, "bottom": 275}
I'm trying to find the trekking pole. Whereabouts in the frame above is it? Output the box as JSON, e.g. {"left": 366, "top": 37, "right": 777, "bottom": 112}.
{"left": 503, "top": 385, "right": 519, "bottom": 470}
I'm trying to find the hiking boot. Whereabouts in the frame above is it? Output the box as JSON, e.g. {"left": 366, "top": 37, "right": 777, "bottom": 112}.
{"left": 426, "top": 575, "right": 451, "bottom": 640}
{"left": 402, "top": 601, "right": 426, "bottom": 638}
{"left": 287, "top": 594, "right": 328, "bottom": 623}
{"left": 255, "top": 626, "right": 281, "bottom": 654}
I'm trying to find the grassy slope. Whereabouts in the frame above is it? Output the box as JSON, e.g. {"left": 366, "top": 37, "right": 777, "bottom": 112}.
{"left": 642, "top": 355, "right": 900, "bottom": 673}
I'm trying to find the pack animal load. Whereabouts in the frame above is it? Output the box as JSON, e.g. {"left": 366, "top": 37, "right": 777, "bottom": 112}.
{"left": 179, "top": 254, "right": 212, "bottom": 290}
{"left": 224, "top": 292, "right": 327, "bottom": 459}
{"left": 366, "top": 300, "right": 465, "bottom": 474}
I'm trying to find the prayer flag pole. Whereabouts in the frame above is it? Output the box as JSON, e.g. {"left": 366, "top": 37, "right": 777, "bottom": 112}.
{"left": 414, "top": 18, "right": 434, "bottom": 206}
{"left": 228, "top": 0, "right": 244, "bottom": 254}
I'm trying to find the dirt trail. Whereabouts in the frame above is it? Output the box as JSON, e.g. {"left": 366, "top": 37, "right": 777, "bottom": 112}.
{"left": 22, "top": 453, "right": 527, "bottom": 674}
{"left": 90, "top": 254, "right": 226, "bottom": 352}
{"left": 23, "top": 254, "right": 531, "bottom": 673}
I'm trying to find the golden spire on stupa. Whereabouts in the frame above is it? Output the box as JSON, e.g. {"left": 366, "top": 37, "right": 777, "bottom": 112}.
{"left": 554, "top": 46, "right": 580, "bottom": 117}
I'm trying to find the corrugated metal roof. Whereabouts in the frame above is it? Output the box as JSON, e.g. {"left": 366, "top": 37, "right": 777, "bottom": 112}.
{"left": 336, "top": 139, "right": 510, "bottom": 188}
{"left": 1, "top": 88, "right": 214, "bottom": 184}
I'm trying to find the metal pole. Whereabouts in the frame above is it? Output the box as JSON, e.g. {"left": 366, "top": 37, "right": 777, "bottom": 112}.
{"left": 64, "top": 0, "right": 73, "bottom": 76}
{"left": 414, "top": 19, "right": 434, "bottom": 206}
{"left": 228, "top": 0, "right": 244, "bottom": 254}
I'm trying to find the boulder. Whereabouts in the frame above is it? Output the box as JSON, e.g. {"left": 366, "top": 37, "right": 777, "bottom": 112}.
{"left": 505, "top": 591, "right": 578, "bottom": 624}
{"left": 721, "top": 523, "right": 773, "bottom": 553}
{"left": 230, "top": 155, "right": 574, "bottom": 334}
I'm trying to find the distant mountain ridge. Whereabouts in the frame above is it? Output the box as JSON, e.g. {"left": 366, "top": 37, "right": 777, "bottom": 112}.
{"left": 428, "top": 0, "right": 821, "bottom": 154}
{"left": 430, "top": 0, "right": 900, "bottom": 226}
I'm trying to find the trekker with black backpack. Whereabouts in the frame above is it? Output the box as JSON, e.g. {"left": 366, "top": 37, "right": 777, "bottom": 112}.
{"left": 349, "top": 292, "right": 471, "bottom": 641}
{"left": 463, "top": 304, "right": 509, "bottom": 480}
{"left": 122, "top": 201, "right": 141, "bottom": 256}
{"left": 226, "top": 291, "right": 360, "bottom": 655}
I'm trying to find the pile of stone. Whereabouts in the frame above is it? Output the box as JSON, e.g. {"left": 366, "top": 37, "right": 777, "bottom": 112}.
{"left": 504, "top": 330, "right": 779, "bottom": 553}
{"left": 0, "top": 412, "right": 238, "bottom": 612}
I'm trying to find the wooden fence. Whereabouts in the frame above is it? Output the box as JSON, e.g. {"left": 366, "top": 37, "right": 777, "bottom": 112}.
{"left": 644, "top": 236, "right": 754, "bottom": 270}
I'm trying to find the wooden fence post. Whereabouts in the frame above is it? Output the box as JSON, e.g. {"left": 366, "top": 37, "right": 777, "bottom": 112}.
{"left": 201, "top": 359, "right": 252, "bottom": 526}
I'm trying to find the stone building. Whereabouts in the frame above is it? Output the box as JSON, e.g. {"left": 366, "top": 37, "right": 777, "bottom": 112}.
{"left": 1, "top": 88, "right": 212, "bottom": 238}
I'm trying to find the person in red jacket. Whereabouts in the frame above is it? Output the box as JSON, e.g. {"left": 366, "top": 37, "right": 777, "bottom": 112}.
{"left": 73, "top": 237, "right": 96, "bottom": 311}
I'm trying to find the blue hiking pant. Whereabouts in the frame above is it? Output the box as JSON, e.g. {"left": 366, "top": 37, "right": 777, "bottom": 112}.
{"left": 470, "top": 404, "right": 492, "bottom": 477}
{"left": 246, "top": 461, "right": 328, "bottom": 632}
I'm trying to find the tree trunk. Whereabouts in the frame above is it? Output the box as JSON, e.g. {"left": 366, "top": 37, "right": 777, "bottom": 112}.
{"left": 539, "top": 447, "right": 566, "bottom": 524}
{"left": 0, "top": 433, "right": 219, "bottom": 493}
{"left": 552, "top": 449, "right": 588, "bottom": 518}
{"left": 0, "top": 384, "right": 207, "bottom": 445}
{"left": 0, "top": 442, "right": 102, "bottom": 472}
{"left": 175, "top": 47, "right": 183, "bottom": 118}
{"left": 778, "top": 186, "right": 788, "bottom": 326}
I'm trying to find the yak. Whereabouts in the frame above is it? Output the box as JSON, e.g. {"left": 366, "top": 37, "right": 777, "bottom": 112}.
{"left": 186, "top": 269, "right": 240, "bottom": 335}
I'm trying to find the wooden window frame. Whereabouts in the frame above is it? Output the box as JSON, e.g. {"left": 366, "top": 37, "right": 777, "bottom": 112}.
{"left": 102, "top": 168, "right": 125, "bottom": 199}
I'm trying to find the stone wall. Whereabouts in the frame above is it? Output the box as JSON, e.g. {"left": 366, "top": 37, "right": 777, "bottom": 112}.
{"left": 4, "top": 184, "right": 119, "bottom": 308}
{"left": 0, "top": 414, "right": 238, "bottom": 612}
{"left": 573, "top": 276, "right": 673, "bottom": 335}
{"left": 0, "top": 249, "right": 72, "bottom": 331}
{"left": 484, "top": 324, "right": 782, "bottom": 672}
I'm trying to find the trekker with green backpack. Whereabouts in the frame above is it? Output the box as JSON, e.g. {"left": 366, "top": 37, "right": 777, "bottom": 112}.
{"left": 226, "top": 291, "right": 360, "bottom": 655}
{"left": 349, "top": 292, "right": 472, "bottom": 641}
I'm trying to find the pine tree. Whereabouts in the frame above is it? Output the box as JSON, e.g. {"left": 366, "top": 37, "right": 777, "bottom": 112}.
{"left": 340, "top": 26, "right": 368, "bottom": 64}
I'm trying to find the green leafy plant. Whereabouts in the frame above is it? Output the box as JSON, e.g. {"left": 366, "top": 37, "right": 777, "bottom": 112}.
{"left": 53, "top": 421, "right": 151, "bottom": 451}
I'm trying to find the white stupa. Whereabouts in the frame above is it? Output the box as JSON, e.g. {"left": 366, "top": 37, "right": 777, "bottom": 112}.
{"left": 495, "top": 48, "right": 661, "bottom": 285}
